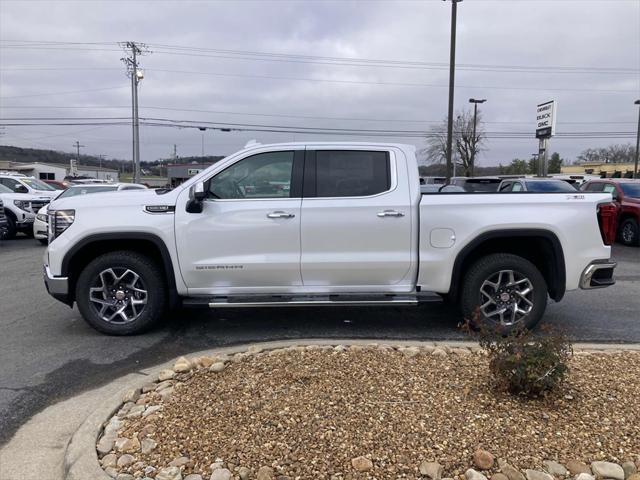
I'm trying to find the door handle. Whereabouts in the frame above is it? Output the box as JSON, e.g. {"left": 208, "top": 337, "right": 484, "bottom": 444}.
{"left": 267, "top": 211, "right": 295, "bottom": 219}
{"left": 377, "top": 210, "right": 404, "bottom": 217}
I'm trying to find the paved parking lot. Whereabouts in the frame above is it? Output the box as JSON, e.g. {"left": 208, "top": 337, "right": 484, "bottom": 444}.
{"left": 0, "top": 237, "right": 638, "bottom": 445}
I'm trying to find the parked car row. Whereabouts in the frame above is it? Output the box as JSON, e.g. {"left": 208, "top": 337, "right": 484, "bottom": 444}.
{"left": 0, "top": 173, "right": 147, "bottom": 242}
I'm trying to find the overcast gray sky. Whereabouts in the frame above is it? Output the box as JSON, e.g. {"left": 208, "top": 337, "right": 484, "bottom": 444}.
{"left": 1, "top": 0, "right": 639, "bottom": 167}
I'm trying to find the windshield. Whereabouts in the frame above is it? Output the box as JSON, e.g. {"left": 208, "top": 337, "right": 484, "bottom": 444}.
{"left": 620, "top": 183, "right": 640, "bottom": 198}
{"left": 463, "top": 180, "right": 501, "bottom": 192}
{"left": 20, "top": 177, "right": 56, "bottom": 191}
{"left": 57, "top": 185, "right": 118, "bottom": 198}
{"left": 525, "top": 180, "right": 577, "bottom": 193}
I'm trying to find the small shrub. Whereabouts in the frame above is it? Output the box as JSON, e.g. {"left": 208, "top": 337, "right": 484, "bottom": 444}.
{"left": 478, "top": 324, "right": 573, "bottom": 397}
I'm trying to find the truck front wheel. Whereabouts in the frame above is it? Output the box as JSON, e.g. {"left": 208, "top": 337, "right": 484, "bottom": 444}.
{"left": 460, "top": 253, "right": 548, "bottom": 333}
{"left": 75, "top": 251, "right": 167, "bottom": 335}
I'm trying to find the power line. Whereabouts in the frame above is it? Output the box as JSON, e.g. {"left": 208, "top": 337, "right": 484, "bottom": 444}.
{"left": 0, "top": 86, "right": 125, "bottom": 99}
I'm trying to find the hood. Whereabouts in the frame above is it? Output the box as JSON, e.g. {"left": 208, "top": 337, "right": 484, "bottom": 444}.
{"left": 0, "top": 191, "right": 50, "bottom": 202}
{"left": 50, "top": 188, "right": 177, "bottom": 211}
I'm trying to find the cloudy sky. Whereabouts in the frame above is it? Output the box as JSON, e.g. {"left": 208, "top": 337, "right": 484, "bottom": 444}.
{"left": 1, "top": 0, "right": 639, "bottom": 167}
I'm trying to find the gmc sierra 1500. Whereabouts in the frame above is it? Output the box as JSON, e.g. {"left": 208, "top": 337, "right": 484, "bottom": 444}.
{"left": 43, "top": 142, "right": 617, "bottom": 335}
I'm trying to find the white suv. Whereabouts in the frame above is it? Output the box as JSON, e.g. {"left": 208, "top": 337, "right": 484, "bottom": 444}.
{"left": 0, "top": 183, "right": 51, "bottom": 239}
{"left": 0, "top": 173, "right": 59, "bottom": 199}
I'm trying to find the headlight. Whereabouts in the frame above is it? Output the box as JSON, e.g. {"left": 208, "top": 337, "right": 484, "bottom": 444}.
{"left": 13, "top": 200, "right": 30, "bottom": 212}
{"left": 48, "top": 209, "right": 75, "bottom": 241}
{"left": 37, "top": 213, "right": 48, "bottom": 222}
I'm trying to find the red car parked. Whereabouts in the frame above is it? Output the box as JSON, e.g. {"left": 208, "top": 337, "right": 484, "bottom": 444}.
{"left": 582, "top": 178, "right": 640, "bottom": 246}
{"left": 42, "top": 179, "right": 68, "bottom": 190}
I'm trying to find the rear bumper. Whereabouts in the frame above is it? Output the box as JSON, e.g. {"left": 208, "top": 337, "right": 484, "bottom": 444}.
{"left": 43, "top": 264, "right": 72, "bottom": 305}
{"left": 579, "top": 260, "right": 616, "bottom": 289}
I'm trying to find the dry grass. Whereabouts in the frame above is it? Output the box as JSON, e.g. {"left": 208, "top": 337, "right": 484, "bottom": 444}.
{"left": 121, "top": 347, "right": 640, "bottom": 479}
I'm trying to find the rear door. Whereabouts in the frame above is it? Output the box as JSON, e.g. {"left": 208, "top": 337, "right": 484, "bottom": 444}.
{"left": 300, "top": 148, "right": 413, "bottom": 289}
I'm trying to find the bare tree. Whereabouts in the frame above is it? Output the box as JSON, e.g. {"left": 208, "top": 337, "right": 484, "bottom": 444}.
{"left": 422, "top": 108, "right": 485, "bottom": 177}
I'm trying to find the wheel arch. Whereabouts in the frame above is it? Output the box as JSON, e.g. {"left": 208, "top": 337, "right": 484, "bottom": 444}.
{"left": 61, "top": 232, "right": 179, "bottom": 308}
{"left": 449, "top": 229, "right": 566, "bottom": 302}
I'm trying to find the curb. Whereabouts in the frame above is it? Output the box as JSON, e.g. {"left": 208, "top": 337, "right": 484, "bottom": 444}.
{"left": 63, "top": 338, "right": 640, "bottom": 480}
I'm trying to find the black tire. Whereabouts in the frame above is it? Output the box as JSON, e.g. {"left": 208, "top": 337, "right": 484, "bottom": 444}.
{"left": 4, "top": 216, "right": 17, "bottom": 240}
{"left": 618, "top": 218, "right": 640, "bottom": 247}
{"left": 75, "top": 250, "right": 167, "bottom": 335}
{"left": 37, "top": 238, "right": 48, "bottom": 245}
{"left": 460, "top": 253, "right": 548, "bottom": 333}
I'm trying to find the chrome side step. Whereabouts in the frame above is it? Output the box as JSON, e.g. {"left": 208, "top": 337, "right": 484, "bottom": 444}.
{"left": 182, "top": 293, "right": 442, "bottom": 309}
{"left": 208, "top": 298, "right": 419, "bottom": 308}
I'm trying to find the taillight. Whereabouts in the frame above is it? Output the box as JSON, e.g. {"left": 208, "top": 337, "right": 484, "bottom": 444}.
{"left": 597, "top": 202, "right": 617, "bottom": 246}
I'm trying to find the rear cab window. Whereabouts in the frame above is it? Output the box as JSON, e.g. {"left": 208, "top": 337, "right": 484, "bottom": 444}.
{"left": 307, "top": 150, "right": 391, "bottom": 198}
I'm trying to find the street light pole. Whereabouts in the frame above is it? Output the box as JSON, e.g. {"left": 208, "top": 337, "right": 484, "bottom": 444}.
{"left": 444, "top": 0, "right": 463, "bottom": 183}
{"left": 199, "top": 127, "right": 206, "bottom": 157}
{"left": 468, "top": 98, "right": 486, "bottom": 177}
{"left": 634, "top": 99, "right": 640, "bottom": 179}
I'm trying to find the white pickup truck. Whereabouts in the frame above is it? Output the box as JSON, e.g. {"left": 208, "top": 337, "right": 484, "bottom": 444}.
{"left": 43, "top": 142, "right": 617, "bottom": 335}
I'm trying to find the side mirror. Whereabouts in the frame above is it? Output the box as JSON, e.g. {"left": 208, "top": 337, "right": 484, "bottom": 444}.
{"left": 15, "top": 185, "right": 29, "bottom": 194}
{"left": 186, "top": 181, "right": 206, "bottom": 213}
{"left": 611, "top": 191, "right": 619, "bottom": 201}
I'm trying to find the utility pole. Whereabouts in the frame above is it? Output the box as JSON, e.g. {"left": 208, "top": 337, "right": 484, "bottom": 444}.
{"left": 468, "top": 98, "right": 486, "bottom": 177}
{"left": 73, "top": 141, "right": 85, "bottom": 163}
{"left": 97, "top": 154, "right": 106, "bottom": 170}
{"left": 634, "top": 99, "right": 640, "bottom": 179}
{"left": 199, "top": 127, "right": 206, "bottom": 156}
{"left": 120, "top": 41, "right": 150, "bottom": 184}
{"left": 444, "top": 0, "right": 463, "bottom": 183}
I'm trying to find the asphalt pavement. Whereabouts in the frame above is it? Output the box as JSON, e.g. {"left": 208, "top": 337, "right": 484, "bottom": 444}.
{"left": 0, "top": 236, "right": 638, "bottom": 446}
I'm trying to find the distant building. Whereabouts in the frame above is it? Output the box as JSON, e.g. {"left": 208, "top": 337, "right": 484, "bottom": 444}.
{"left": 561, "top": 162, "right": 636, "bottom": 178}
{"left": 0, "top": 161, "right": 119, "bottom": 182}
{"left": 167, "top": 161, "right": 221, "bottom": 187}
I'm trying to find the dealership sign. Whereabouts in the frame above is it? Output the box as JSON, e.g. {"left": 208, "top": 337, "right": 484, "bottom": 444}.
{"left": 536, "top": 100, "right": 556, "bottom": 139}
{"left": 187, "top": 168, "right": 203, "bottom": 175}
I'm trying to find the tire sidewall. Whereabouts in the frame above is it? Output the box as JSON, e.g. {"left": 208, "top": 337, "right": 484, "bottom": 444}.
{"left": 461, "top": 254, "right": 548, "bottom": 332}
{"left": 76, "top": 252, "right": 166, "bottom": 335}
{"left": 4, "top": 216, "right": 17, "bottom": 239}
{"left": 619, "top": 218, "right": 639, "bottom": 246}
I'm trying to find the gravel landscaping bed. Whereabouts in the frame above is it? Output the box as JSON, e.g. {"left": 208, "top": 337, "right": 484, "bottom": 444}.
{"left": 97, "top": 344, "right": 640, "bottom": 480}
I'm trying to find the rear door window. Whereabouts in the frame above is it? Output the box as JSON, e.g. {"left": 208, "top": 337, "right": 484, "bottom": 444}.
{"left": 512, "top": 182, "right": 524, "bottom": 192}
{"left": 311, "top": 150, "right": 390, "bottom": 198}
{"left": 584, "top": 183, "right": 604, "bottom": 192}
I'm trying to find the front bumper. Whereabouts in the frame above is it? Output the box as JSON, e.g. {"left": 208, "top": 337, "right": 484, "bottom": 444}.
{"left": 43, "top": 264, "right": 72, "bottom": 305}
{"left": 579, "top": 260, "right": 617, "bottom": 289}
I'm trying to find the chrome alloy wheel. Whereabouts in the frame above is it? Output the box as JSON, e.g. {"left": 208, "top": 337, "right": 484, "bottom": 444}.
{"left": 89, "top": 268, "right": 148, "bottom": 323}
{"left": 622, "top": 223, "right": 634, "bottom": 243}
{"left": 479, "top": 269, "right": 534, "bottom": 326}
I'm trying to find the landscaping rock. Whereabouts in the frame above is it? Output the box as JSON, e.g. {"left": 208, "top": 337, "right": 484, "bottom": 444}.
{"left": 473, "top": 450, "right": 495, "bottom": 470}
{"left": 492, "top": 474, "right": 510, "bottom": 480}
{"left": 567, "top": 462, "right": 592, "bottom": 476}
{"left": 117, "top": 454, "right": 135, "bottom": 468}
{"left": 125, "top": 405, "right": 145, "bottom": 419}
{"left": 622, "top": 462, "right": 637, "bottom": 479}
{"left": 500, "top": 462, "right": 526, "bottom": 480}
{"left": 116, "top": 474, "right": 135, "bottom": 480}
{"left": 156, "top": 467, "right": 183, "bottom": 480}
{"left": 169, "top": 456, "right": 190, "bottom": 467}
{"left": 141, "top": 437, "right": 157, "bottom": 454}
{"left": 238, "top": 467, "right": 252, "bottom": 480}
{"left": 256, "top": 466, "right": 275, "bottom": 480}
{"left": 526, "top": 470, "right": 554, "bottom": 480}
{"left": 421, "top": 461, "right": 444, "bottom": 480}
{"left": 143, "top": 405, "right": 162, "bottom": 418}
{"left": 104, "top": 467, "right": 118, "bottom": 479}
{"left": 158, "top": 369, "right": 176, "bottom": 381}
{"left": 196, "top": 356, "right": 215, "bottom": 368}
{"left": 544, "top": 461, "right": 568, "bottom": 477}
{"left": 116, "top": 437, "right": 140, "bottom": 453}
{"left": 97, "top": 435, "right": 115, "bottom": 456}
{"left": 144, "top": 466, "right": 157, "bottom": 476}
{"left": 155, "top": 380, "right": 173, "bottom": 391}
{"left": 401, "top": 346, "right": 420, "bottom": 358}
{"left": 627, "top": 475, "right": 640, "bottom": 480}
{"left": 158, "top": 387, "right": 174, "bottom": 402}
{"left": 575, "top": 474, "right": 595, "bottom": 480}
{"left": 101, "top": 453, "right": 118, "bottom": 468}
{"left": 209, "top": 362, "right": 226, "bottom": 373}
{"left": 466, "top": 469, "right": 489, "bottom": 480}
{"left": 432, "top": 348, "right": 447, "bottom": 357}
{"left": 210, "top": 469, "right": 232, "bottom": 480}
{"left": 185, "top": 475, "right": 204, "bottom": 480}
{"left": 591, "top": 462, "right": 625, "bottom": 480}
{"left": 122, "top": 388, "right": 141, "bottom": 403}
{"left": 352, "top": 456, "right": 373, "bottom": 472}
{"left": 173, "top": 356, "right": 192, "bottom": 373}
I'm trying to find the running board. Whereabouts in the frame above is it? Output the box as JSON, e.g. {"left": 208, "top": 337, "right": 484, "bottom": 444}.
{"left": 182, "top": 293, "right": 442, "bottom": 308}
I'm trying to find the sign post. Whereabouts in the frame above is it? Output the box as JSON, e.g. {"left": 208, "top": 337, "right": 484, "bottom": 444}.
{"left": 535, "top": 100, "right": 556, "bottom": 177}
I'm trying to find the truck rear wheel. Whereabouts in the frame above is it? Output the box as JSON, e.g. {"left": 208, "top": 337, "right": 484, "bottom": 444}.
{"left": 460, "top": 253, "right": 548, "bottom": 333}
{"left": 3, "top": 216, "right": 17, "bottom": 240}
{"left": 619, "top": 218, "right": 639, "bottom": 246}
{"left": 75, "top": 251, "right": 167, "bottom": 335}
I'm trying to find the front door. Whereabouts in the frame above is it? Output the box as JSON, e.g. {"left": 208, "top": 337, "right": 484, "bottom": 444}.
{"left": 175, "top": 149, "right": 304, "bottom": 294}
{"left": 300, "top": 148, "right": 413, "bottom": 289}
